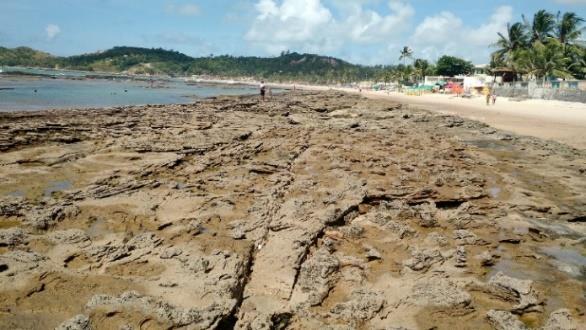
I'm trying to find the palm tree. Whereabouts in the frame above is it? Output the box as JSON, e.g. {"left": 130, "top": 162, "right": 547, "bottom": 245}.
{"left": 568, "top": 46, "right": 586, "bottom": 79}
{"left": 413, "top": 59, "right": 430, "bottom": 82}
{"left": 400, "top": 65, "right": 414, "bottom": 83}
{"left": 492, "top": 22, "right": 529, "bottom": 67}
{"left": 388, "top": 68, "right": 402, "bottom": 83}
{"left": 523, "top": 10, "right": 556, "bottom": 43}
{"left": 516, "top": 40, "right": 572, "bottom": 83}
{"left": 555, "top": 12, "right": 585, "bottom": 47}
{"left": 399, "top": 46, "right": 413, "bottom": 66}
{"left": 490, "top": 9, "right": 585, "bottom": 82}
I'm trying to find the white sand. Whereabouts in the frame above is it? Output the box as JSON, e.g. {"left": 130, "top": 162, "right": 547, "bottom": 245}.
{"left": 366, "top": 91, "right": 586, "bottom": 150}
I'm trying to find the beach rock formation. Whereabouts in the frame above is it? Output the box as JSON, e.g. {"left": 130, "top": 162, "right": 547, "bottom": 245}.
{"left": 0, "top": 91, "right": 584, "bottom": 329}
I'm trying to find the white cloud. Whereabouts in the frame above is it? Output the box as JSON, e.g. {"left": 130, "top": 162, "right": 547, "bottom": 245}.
{"left": 45, "top": 24, "right": 61, "bottom": 40}
{"left": 412, "top": 11, "right": 462, "bottom": 45}
{"left": 255, "top": 0, "right": 279, "bottom": 19}
{"left": 246, "top": 0, "right": 414, "bottom": 54}
{"left": 344, "top": 1, "right": 415, "bottom": 43}
{"left": 246, "top": 0, "right": 335, "bottom": 53}
{"left": 466, "top": 6, "right": 513, "bottom": 46}
{"left": 245, "top": 0, "right": 514, "bottom": 64}
{"left": 166, "top": 3, "right": 200, "bottom": 16}
{"left": 410, "top": 6, "right": 512, "bottom": 63}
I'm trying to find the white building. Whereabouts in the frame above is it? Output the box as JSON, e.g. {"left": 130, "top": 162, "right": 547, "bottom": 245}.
{"left": 424, "top": 64, "right": 496, "bottom": 92}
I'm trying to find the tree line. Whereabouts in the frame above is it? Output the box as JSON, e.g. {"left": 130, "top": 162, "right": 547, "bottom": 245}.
{"left": 491, "top": 10, "right": 585, "bottom": 81}
{"left": 0, "top": 46, "right": 380, "bottom": 84}
{"left": 374, "top": 9, "right": 584, "bottom": 85}
{"left": 1, "top": 9, "right": 583, "bottom": 85}
{"left": 0, "top": 45, "right": 473, "bottom": 85}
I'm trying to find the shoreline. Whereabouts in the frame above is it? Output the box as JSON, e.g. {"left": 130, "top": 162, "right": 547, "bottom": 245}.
{"left": 2, "top": 72, "right": 586, "bottom": 149}
{"left": 268, "top": 81, "right": 586, "bottom": 150}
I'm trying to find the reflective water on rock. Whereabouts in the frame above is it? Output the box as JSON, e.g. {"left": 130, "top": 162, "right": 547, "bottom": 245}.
{"left": 465, "top": 139, "right": 511, "bottom": 151}
{"left": 540, "top": 246, "right": 586, "bottom": 279}
{"left": 528, "top": 218, "right": 583, "bottom": 238}
{"left": 44, "top": 180, "right": 73, "bottom": 198}
{"left": 86, "top": 217, "right": 109, "bottom": 239}
{"left": 488, "top": 187, "right": 501, "bottom": 198}
{"left": 6, "top": 190, "right": 25, "bottom": 198}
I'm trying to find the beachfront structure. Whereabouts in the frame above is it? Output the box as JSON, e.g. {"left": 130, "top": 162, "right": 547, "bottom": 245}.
{"left": 424, "top": 75, "right": 492, "bottom": 89}
{"left": 473, "top": 64, "right": 489, "bottom": 75}
{"left": 426, "top": 64, "right": 495, "bottom": 87}
{"left": 417, "top": 60, "right": 586, "bottom": 100}
{"left": 423, "top": 76, "right": 445, "bottom": 86}
{"left": 462, "top": 75, "right": 494, "bottom": 90}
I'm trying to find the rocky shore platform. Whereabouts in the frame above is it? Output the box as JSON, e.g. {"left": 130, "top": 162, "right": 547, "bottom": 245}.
{"left": 0, "top": 91, "right": 584, "bottom": 329}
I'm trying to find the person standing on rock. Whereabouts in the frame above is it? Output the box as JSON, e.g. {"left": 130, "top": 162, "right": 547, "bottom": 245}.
{"left": 259, "top": 81, "right": 266, "bottom": 102}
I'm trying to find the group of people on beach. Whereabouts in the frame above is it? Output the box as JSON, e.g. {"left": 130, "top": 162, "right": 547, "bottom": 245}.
{"left": 259, "top": 80, "right": 498, "bottom": 106}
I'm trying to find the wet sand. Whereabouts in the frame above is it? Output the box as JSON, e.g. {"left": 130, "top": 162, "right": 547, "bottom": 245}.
{"left": 0, "top": 91, "right": 585, "bottom": 329}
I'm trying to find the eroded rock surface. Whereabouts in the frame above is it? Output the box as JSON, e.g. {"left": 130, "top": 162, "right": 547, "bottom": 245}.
{"left": 0, "top": 91, "right": 585, "bottom": 329}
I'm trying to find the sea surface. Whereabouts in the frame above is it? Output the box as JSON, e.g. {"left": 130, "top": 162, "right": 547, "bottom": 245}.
{"left": 0, "top": 67, "right": 261, "bottom": 111}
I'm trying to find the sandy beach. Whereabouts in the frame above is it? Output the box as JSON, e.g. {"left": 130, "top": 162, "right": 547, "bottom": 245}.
{"left": 276, "top": 83, "right": 586, "bottom": 150}
{"left": 368, "top": 91, "right": 586, "bottom": 150}
{"left": 1, "top": 91, "right": 584, "bottom": 329}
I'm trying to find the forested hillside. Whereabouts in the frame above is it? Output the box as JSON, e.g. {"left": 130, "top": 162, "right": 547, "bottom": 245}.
{"left": 0, "top": 46, "right": 381, "bottom": 83}
{"left": 0, "top": 47, "right": 56, "bottom": 67}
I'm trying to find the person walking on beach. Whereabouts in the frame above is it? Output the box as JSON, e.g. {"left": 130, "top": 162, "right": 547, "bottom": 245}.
{"left": 259, "top": 81, "right": 266, "bottom": 101}
{"left": 483, "top": 86, "right": 491, "bottom": 106}
{"left": 491, "top": 91, "right": 497, "bottom": 105}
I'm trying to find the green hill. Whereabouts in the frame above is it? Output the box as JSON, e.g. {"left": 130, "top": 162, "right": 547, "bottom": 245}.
{"left": 187, "top": 52, "right": 377, "bottom": 82}
{"left": 0, "top": 47, "right": 57, "bottom": 67}
{"left": 0, "top": 46, "right": 381, "bottom": 83}
{"left": 63, "top": 46, "right": 193, "bottom": 73}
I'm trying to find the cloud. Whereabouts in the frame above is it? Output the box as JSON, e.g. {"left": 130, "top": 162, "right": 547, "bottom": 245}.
{"left": 246, "top": 0, "right": 414, "bottom": 54}
{"left": 410, "top": 6, "right": 513, "bottom": 63}
{"left": 344, "top": 1, "right": 415, "bottom": 43}
{"left": 166, "top": 3, "right": 200, "bottom": 16}
{"left": 412, "top": 11, "right": 462, "bottom": 45}
{"left": 45, "top": 24, "right": 61, "bottom": 40}
{"left": 245, "top": 1, "right": 514, "bottom": 64}
{"left": 246, "top": 0, "right": 335, "bottom": 53}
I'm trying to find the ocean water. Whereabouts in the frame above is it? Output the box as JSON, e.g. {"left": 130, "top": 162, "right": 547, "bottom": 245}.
{"left": 0, "top": 68, "right": 262, "bottom": 111}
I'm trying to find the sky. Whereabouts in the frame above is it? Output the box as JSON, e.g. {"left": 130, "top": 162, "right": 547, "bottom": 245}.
{"left": 1, "top": 0, "right": 585, "bottom": 65}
